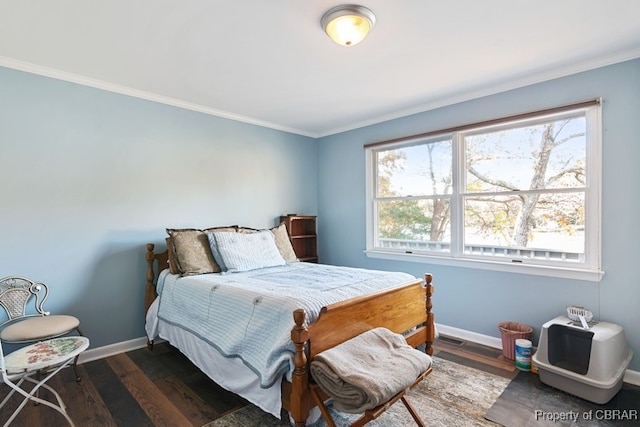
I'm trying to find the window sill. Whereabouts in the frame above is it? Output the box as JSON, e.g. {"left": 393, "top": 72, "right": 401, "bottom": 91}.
{"left": 364, "top": 249, "right": 604, "bottom": 282}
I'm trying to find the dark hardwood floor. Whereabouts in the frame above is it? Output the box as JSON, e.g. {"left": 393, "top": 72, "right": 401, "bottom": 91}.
{"left": 0, "top": 336, "right": 518, "bottom": 426}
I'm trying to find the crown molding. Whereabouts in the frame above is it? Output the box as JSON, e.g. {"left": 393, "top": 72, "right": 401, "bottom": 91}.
{"left": 317, "top": 47, "right": 640, "bottom": 137}
{"left": 2, "top": 47, "right": 639, "bottom": 140}
{"left": 0, "top": 56, "right": 316, "bottom": 138}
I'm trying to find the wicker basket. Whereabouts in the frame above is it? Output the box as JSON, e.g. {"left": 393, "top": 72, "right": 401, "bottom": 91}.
{"left": 498, "top": 321, "right": 533, "bottom": 360}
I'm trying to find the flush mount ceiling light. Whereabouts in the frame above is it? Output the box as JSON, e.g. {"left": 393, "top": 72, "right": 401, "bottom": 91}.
{"left": 321, "top": 4, "right": 376, "bottom": 47}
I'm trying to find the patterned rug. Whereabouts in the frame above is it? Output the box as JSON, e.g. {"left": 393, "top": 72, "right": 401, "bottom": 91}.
{"left": 204, "top": 357, "right": 510, "bottom": 426}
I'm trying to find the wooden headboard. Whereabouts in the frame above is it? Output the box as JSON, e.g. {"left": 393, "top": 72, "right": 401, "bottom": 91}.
{"left": 145, "top": 243, "right": 168, "bottom": 315}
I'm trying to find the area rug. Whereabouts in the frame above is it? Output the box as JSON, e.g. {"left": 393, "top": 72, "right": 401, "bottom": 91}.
{"left": 205, "top": 357, "right": 510, "bottom": 426}
{"left": 485, "top": 371, "right": 640, "bottom": 427}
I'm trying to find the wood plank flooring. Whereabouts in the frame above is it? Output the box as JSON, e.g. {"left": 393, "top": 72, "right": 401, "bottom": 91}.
{"left": 0, "top": 336, "right": 518, "bottom": 426}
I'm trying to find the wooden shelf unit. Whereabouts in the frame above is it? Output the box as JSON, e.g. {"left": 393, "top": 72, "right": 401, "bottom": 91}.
{"left": 279, "top": 215, "right": 318, "bottom": 263}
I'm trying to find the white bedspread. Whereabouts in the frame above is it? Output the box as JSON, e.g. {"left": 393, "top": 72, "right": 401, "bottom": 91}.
{"left": 154, "top": 262, "right": 416, "bottom": 388}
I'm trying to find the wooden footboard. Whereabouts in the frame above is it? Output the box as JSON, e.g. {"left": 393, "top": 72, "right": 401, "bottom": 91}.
{"left": 284, "top": 274, "right": 434, "bottom": 426}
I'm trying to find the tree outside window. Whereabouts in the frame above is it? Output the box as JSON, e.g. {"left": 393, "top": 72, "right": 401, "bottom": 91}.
{"left": 367, "top": 102, "right": 601, "bottom": 277}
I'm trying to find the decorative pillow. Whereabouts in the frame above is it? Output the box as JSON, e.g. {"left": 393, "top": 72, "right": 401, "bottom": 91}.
{"left": 166, "top": 227, "right": 238, "bottom": 275}
{"left": 270, "top": 223, "right": 298, "bottom": 263}
{"left": 236, "top": 226, "right": 259, "bottom": 234}
{"left": 209, "top": 230, "right": 286, "bottom": 273}
{"left": 204, "top": 225, "right": 239, "bottom": 234}
{"left": 166, "top": 229, "right": 217, "bottom": 275}
{"left": 205, "top": 227, "right": 237, "bottom": 273}
{"left": 165, "top": 237, "right": 180, "bottom": 274}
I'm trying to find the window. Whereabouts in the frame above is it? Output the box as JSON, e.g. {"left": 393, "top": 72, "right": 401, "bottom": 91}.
{"left": 365, "top": 100, "right": 602, "bottom": 281}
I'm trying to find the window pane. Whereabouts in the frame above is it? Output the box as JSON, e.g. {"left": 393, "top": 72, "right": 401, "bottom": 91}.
{"left": 463, "top": 192, "right": 585, "bottom": 257}
{"left": 377, "top": 198, "right": 451, "bottom": 251}
{"left": 366, "top": 103, "right": 599, "bottom": 274}
{"left": 376, "top": 140, "right": 452, "bottom": 197}
{"left": 465, "top": 116, "right": 586, "bottom": 193}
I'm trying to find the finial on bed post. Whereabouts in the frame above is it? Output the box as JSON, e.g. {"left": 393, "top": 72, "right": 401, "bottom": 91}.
{"left": 424, "top": 273, "right": 435, "bottom": 356}
{"left": 146, "top": 243, "right": 155, "bottom": 280}
{"left": 290, "top": 309, "right": 310, "bottom": 427}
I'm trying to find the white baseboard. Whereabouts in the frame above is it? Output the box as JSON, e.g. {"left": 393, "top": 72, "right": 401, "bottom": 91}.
{"left": 77, "top": 337, "right": 151, "bottom": 364}
{"left": 436, "top": 322, "right": 640, "bottom": 387}
{"left": 437, "top": 323, "right": 504, "bottom": 350}
{"left": 78, "top": 326, "right": 640, "bottom": 387}
{"left": 625, "top": 369, "right": 640, "bottom": 386}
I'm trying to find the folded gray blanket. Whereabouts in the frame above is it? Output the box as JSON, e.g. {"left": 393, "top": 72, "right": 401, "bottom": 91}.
{"left": 309, "top": 327, "right": 432, "bottom": 413}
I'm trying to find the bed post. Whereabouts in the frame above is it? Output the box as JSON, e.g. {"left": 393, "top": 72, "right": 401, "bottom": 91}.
{"left": 424, "top": 273, "right": 435, "bottom": 356}
{"left": 290, "top": 309, "right": 310, "bottom": 427}
{"left": 145, "top": 244, "right": 157, "bottom": 349}
{"left": 145, "top": 244, "right": 158, "bottom": 312}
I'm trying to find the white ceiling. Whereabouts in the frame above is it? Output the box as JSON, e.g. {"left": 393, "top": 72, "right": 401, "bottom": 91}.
{"left": 1, "top": 1, "right": 639, "bottom": 137}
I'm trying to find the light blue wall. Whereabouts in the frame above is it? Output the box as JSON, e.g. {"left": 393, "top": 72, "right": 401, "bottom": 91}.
{"left": 2, "top": 59, "right": 639, "bottom": 372}
{"left": 0, "top": 66, "right": 317, "bottom": 349}
{"left": 318, "top": 59, "right": 640, "bottom": 371}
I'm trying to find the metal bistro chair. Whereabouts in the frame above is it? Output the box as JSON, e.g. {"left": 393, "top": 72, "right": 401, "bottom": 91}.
{"left": 0, "top": 276, "right": 84, "bottom": 381}
{"left": 0, "top": 336, "right": 90, "bottom": 426}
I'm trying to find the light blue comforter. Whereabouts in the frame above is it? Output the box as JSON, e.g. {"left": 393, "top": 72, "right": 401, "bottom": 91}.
{"left": 156, "top": 262, "right": 416, "bottom": 387}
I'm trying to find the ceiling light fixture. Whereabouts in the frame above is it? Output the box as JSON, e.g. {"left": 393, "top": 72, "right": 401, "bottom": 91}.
{"left": 321, "top": 4, "right": 376, "bottom": 47}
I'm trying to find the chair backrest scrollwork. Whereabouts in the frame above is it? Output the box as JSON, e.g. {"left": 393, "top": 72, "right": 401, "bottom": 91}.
{"left": 0, "top": 276, "right": 50, "bottom": 328}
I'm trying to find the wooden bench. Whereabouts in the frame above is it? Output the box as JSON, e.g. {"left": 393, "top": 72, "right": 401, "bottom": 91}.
{"left": 309, "top": 367, "right": 431, "bottom": 427}
{"left": 308, "top": 327, "right": 433, "bottom": 427}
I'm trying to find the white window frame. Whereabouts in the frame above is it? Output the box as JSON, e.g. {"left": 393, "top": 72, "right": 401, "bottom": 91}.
{"left": 365, "top": 100, "right": 603, "bottom": 282}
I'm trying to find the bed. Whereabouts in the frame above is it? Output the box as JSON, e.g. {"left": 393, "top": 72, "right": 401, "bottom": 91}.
{"left": 144, "top": 224, "right": 435, "bottom": 426}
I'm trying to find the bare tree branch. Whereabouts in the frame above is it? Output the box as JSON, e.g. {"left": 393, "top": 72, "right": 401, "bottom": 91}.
{"left": 467, "top": 165, "right": 520, "bottom": 191}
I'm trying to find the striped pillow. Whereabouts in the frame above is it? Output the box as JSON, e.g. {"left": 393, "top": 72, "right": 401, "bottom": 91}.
{"left": 208, "top": 230, "right": 286, "bottom": 273}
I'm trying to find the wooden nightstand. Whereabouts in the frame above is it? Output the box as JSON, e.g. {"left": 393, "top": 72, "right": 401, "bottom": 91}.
{"left": 279, "top": 215, "right": 318, "bottom": 263}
